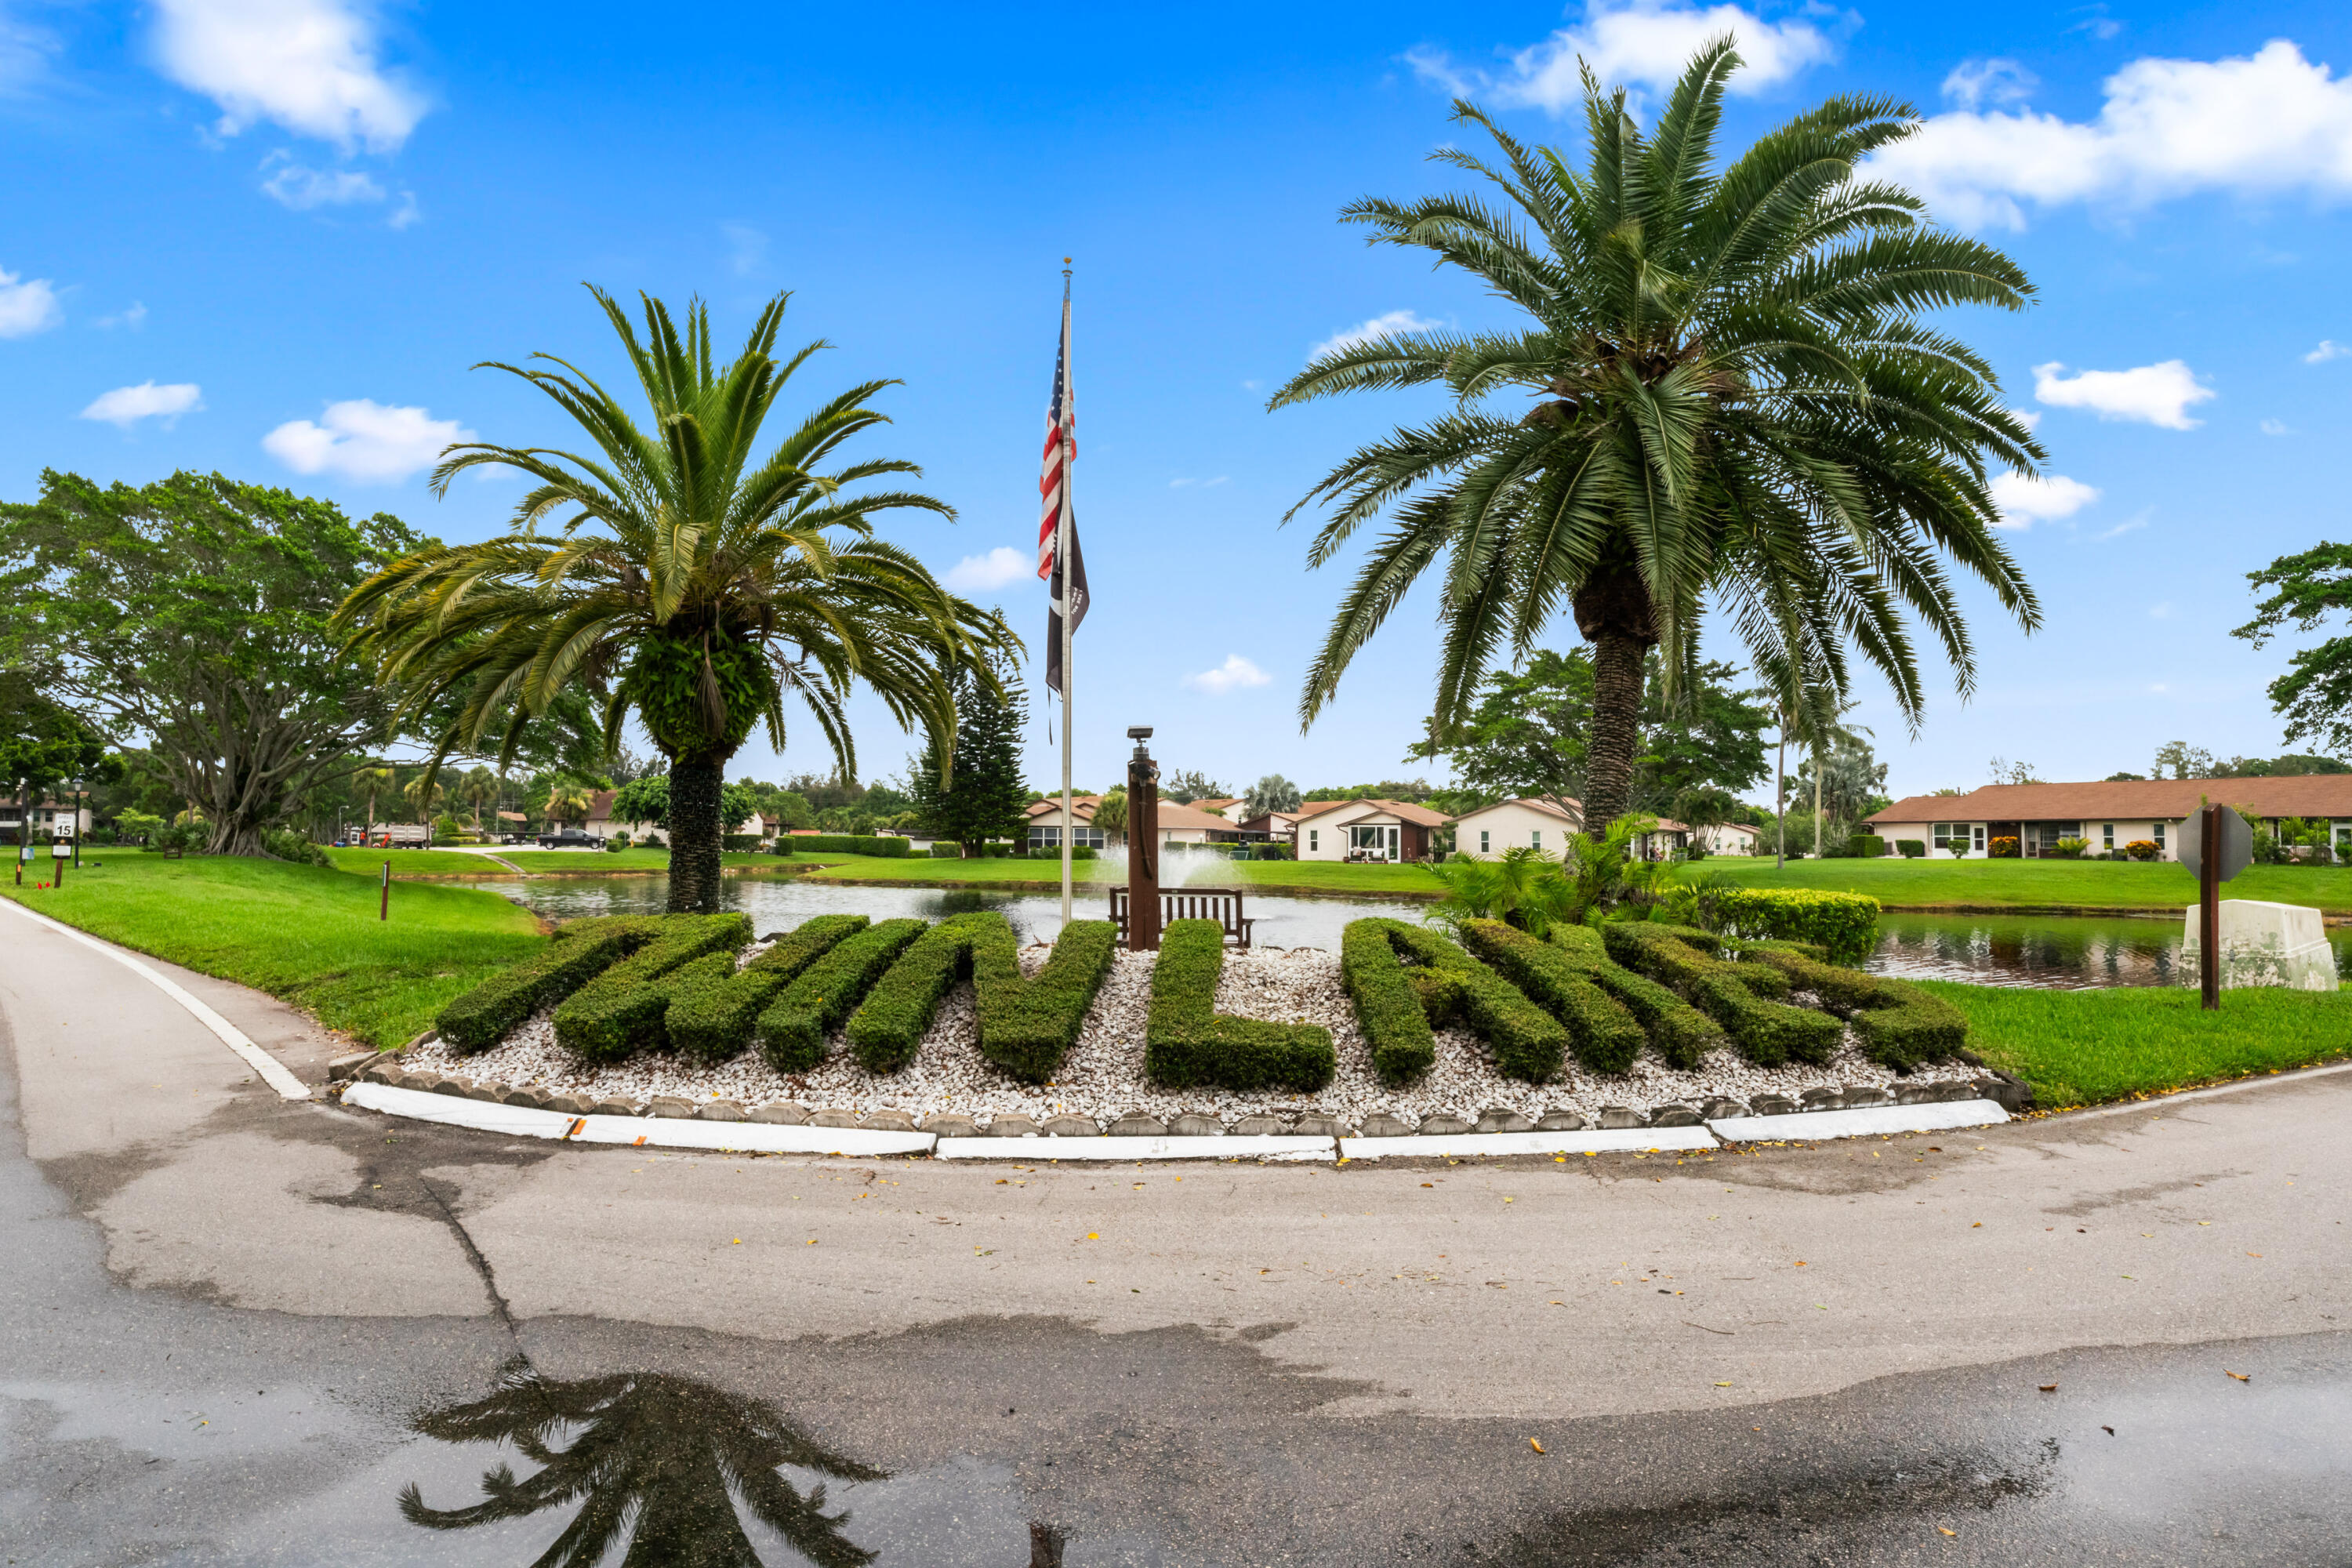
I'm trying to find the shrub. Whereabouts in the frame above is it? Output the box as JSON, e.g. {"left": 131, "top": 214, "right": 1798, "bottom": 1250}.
{"left": 1547, "top": 923, "right": 1728, "bottom": 1069}
{"left": 1457, "top": 919, "right": 1644, "bottom": 1073}
{"left": 1603, "top": 920, "right": 1841, "bottom": 1067}
{"left": 930, "top": 843, "right": 962, "bottom": 858}
{"left": 973, "top": 916, "right": 1118, "bottom": 1081}
{"left": 1743, "top": 943, "right": 1968, "bottom": 1069}
{"left": 756, "top": 917, "right": 927, "bottom": 1071}
{"left": 2125, "top": 839, "right": 2158, "bottom": 861}
{"left": 263, "top": 828, "right": 328, "bottom": 866}
{"left": 2053, "top": 837, "right": 2089, "bottom": 859}
{"left": 1679, "top": 886, "right": 1881, "bottom": 965}
{"left": 604, "top": 839, "right": 626, "bottom": 853}
{"left": 665, "top": 914, "right": 868, "bottom": 1062}
{"left": 1340, "top": 920, "right": 1438, "bottom": 1084}
{"left": 436, "top": 920, "right": 647, "bottom": 1053}
{"left": 1988, "top": 835, "right": 2020, "bottom": 858}
{"left": 1025, "top": 844, "right": 1100, "bottom": 860}
{"left": 1375, "top": 920, "right": 1570, "bottom": 1082}
{"left": 1849, "top": 835, "right": 1886, "bottom": 858}
{"left": 1896, "top": 839, "right": 1926, "bottom": 858}
{"left": 845, "top": 913, "right": 1000, "bottom": 1073}
{"left": 723, "top": 833, "right": 761, "bottom": 852}
{"left": 1145, "top": 919, "right": 1334, "bottom": 1091}
{"left": 552, "top": 913, "right": 753, "bottom": 1061}
{"left": 781, "top": 833, "right": 912, "bottom": 857}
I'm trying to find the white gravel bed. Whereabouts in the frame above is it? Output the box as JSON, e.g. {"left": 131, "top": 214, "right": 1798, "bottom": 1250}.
{"left": 399, "top": 941, "right": 1981, "bottom": 1129}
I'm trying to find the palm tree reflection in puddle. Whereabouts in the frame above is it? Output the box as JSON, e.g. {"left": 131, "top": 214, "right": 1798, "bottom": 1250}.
{"left": 400, "top": 1362, "right": 884, "bottom": 1566}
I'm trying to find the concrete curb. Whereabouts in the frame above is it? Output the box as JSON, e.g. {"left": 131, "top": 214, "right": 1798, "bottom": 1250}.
{"left": 1708, "top": 1099, "right": 2010, "bottom": 1143}
{"left": 0, "top": 895, "right": 310, "bottom": 1102}
{"left": 1338, "top": 1127, "right": 1718, "bottom": 1160}
{"left": 935, "top": 1134, "right": 1334, "bottom": 1162}
{"left": 339, "top": 1082, "right": 936, "bottom": 1156}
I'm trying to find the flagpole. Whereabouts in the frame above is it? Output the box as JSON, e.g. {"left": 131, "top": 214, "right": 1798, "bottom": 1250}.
{"left": 1058, "top": 260, "right": 1075, "bottom": 931}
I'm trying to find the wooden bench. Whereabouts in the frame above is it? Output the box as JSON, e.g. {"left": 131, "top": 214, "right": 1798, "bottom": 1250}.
{"left": 1109, "top": 887, "right": 1255, "bottom": 949}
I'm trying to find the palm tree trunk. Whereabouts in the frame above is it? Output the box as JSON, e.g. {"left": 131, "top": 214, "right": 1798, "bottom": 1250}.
{"left": 1582, "top": 629, "right": 1646, "bottom": 829}
{"left": 667, "top": 758, "right": 724, "bottom": 913}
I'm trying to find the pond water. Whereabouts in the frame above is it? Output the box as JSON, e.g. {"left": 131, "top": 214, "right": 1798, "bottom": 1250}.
{"left": 477, "top": 875, "right": 2350, "bottom": 990}
{"left": 469, "top": 875, "right": 1428, "bottom": 951}
{"left": 1867, "top": 909, "right": 2352, "bottom": 990}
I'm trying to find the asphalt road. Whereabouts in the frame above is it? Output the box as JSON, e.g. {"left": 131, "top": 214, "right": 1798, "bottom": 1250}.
{"left": 2, "top": 903, "right": 2347, "bottom": 1565}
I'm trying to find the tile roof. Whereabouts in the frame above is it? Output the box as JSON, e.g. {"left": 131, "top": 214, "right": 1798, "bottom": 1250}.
{"left": 1293, "top": 797, "right": 1452, "bottom": 827}
{"left": 1868, "top": 777, "right": 2352, "bottom": 824}
{"left": 1452, "top": 795, "right": 1585, "bottom": 826}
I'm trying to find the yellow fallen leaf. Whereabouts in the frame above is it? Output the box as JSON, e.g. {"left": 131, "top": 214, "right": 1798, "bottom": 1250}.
{"left": 1086, "top": 1232, "right": 1099, "bottom": 1240}
{"left": 2226, "top": 1370, "right": 2250, "bottom": 1382}
{"left": 731, "top": 1238, "right": 742, "bottom": 1245}
{"left": 1971, "top": 1221, "right": 1982, "bottom": 1229}
{"left": 2249, "top": 1251, "right": 2263, "bottom": 1258}
{"left": 806, "top": 1239, "right": 818, "bottom": 1246}
{"left": 1528, "top": 1438, "right": 1545, "bottom": 1454}
{"left": 1713, "top": 1381, "right": 1732, "bottom": 1387}
{"left": 1938, "top": 1526, "right": 1956, "bottom": 1537}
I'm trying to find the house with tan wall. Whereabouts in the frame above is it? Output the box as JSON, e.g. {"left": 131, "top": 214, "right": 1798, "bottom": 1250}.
{"left": 1292, "top": 798, "right": 1450, "bottom": 862}
{"left": 1866, "top": 778, "right": 2352, "bottom": 861}
{"left": 1448, "top": 797, "right": 1582, "bottom": 858}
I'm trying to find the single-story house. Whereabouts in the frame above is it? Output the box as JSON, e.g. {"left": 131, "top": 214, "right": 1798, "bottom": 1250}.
{"left": 1449, "top": 797, "right": 1584, "bottom": 858}
{"left": 1189, "top": 797, "right": 1250, "bottom": 824}
{"left": 1240, "top": 809, "right": 1303, "bottom": 845}
{"left": 1293, "top": 798, "right": 1451, "bottom": 862}
{"left": 1631, "top": 818, "right": 1691, "bottom": 861}
{"left": 583, "top": 789, "right": 764, "bottom": 844}
{"left": 1693, "top": 821, "right": 1762, "bottom": 856}
{"left": 1025, "top": 795, "right": 1109, "bottom": 851}
{"left": 0, "top": 799, "right": 96, "bottom": 844}
{"left": 1866, "top": 778, "right": 2352, "bottom": 861}
{"left": 1027, "top": 795, "right": 1254, "bottom": 851}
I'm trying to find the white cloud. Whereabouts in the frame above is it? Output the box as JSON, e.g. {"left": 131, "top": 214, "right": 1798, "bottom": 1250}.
{"left": 2261, "top": 418, "right": 2293, "bottom": 436}
{"left": 1184, "top": 655, "right": 1272, "bottom": 695}
{"left": 96, "top": 301, "right": 149, "bottom": 331}
{"left": 722, "top": 223, "right": 767, "bottom": 278}
{"left": 1943, "top": 57, "right": 2035, "bottom": 111}
{"left": 80, "top": 381, "right": 205, "bottom": 429}
{"left": 0, "top": 263, "right": 62, "bottom": 337}
{"left": 153, "top": 0, "right": 426, "bottom": 152}
{"left": 1310, "top": 309, "right": 1442, "bottom": 361}
{"left": 1872, "top": 41, "right": 2352, "bottom": 230}
{"left": 2033, "top": 360, "right": 2213, "bottom": 430}
{"left": 387, "top": 189, "right": 419, "bottom": 229}
{"left": 2009, "top": 407, "right": 2042, "bottom": 431}
{"left": 1409, "top": 0, "right": 1836, "bottom": 109}
{"left": 1169, "top": 475, "right": 1229, "bottom": 489}
{"left": 260, "top": 156, "right": 385, "bottom": 209}
{"left": 2095, "top": 514, "right": 2147, "bottom": 541}
{"left": 1990, "top": 471, "right": 2100, "bottom": 528}
{"left": 943, "top": 546, "right": 1031, "bottom": 593}
{"left": 0, "top": 6, "right": 58, "bottom": 91}
{"left": 2306, "top": 339, "right": 2348, "bottom": 363}
{"left": 2148, "top": 601, "right": 2174, "bottom": 619}
{"left": 262, "top": 398, "right": 472, "bottom": 482}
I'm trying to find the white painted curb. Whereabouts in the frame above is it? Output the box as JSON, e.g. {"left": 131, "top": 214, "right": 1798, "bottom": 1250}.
{"left": 1338, "top": 1126, "right": 1719, "bottom": 1160}
{"left": 1, "top": 895, "right": 310, "bottom": 1101}
{"left": 1708, "top": 1099, "right": 2011, "bottom": 1143}
{"left": 341, "top": 1082, "right": 937, "bottom": 1155}
{"left": 935, "top": 1134, "right": 1334, "bottom": 1162}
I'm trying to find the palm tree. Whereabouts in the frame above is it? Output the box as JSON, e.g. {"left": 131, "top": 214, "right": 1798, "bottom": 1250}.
{"left": 459, "top": 764, "right": 498, "bottom": 832}
{"left": 355, "top": 765, "right": 394, "bottom": 833}
{"left": 399, "top": 1363, "right": 884, "bottom": 1567}
{"left": 543, "top": 779, "right": 593, "bottom": 828}
{"left": 402, "top": 766, "right": 445, "bottom": 825}
{"left": 1269, "top": 43, "right": 2042, "bottom": 831}
{"left": 334, "top": 288, "right": 1012, "bottom": 913}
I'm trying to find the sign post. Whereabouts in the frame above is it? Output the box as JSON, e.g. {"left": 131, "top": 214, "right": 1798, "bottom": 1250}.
{"left": 380, "top": 859, "right": 391, "bottom": 923}
{"left": 51, "top": 840, "right": 71, "bottom": 889}
{"left": 2176, "top": 801, "right": 2254, "bottom": 1011}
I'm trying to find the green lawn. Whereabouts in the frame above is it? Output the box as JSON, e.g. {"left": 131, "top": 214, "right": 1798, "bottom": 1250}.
{"left": 1929, "top": 981, "right": 2352, "bottom": 1108}
{"left": 323, "top": 845, "right": 514, "bottom": 877}
{"left": 797, "top": 852, "right": 1443, "bottom": 898}
{"left": 1689, "top": 855, "right": 2352, "bottom": 913}
{"left": 2, "top": 853, "right": 546, "bottom": 1047}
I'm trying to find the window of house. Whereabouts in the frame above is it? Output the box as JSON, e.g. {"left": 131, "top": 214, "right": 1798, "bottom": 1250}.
{"left": 1479, "top": 829, "right": 1490, "bottom": 854}
{"left": 1932, "top": 822, "right": 1953, "bottom": 851}
{"left": 2103, "top": 823, "right": 2114, "bottom": 850}
{"left": 1971, "top": 826, "right": 1985, "bottom": 851}
{"left": 1530, "top": 829, "right": 1542, "bottom": 849}
{"left": 1076, "top": 827, "right": 1105, "bottom": 848}
{"left": 1308, "top": 829, "right": 1319, "bottom": 851}
{"left": 1028, "top": 826, "right": 1058, "bottom": 848}
{"left": 2153, "top": 822, "right": 2166, "bottom": 852}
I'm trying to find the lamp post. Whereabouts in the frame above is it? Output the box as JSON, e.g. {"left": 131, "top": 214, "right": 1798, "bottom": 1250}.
{"left": 1124, "top": 727, "right": 1161, "bottom": 951}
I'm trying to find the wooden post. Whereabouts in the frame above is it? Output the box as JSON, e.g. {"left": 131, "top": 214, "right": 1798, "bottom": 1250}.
{"left": 380, "top": 859, "right": 391, "bottom": 923}
{"left": 1125, "top": 733, "right": 1160, "bottom": 951}
{"left": 2200, "top": 803, "right": 2220, "bottom": 1012}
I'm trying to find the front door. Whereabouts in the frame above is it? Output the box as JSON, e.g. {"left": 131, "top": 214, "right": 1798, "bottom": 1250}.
{"left": 1386, "top": 826, "right": 1400, "bottom": 862}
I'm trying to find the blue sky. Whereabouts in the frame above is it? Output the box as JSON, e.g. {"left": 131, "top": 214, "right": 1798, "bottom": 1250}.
{"left": 6, "top": 1, "right": 2352, "bottom": 805}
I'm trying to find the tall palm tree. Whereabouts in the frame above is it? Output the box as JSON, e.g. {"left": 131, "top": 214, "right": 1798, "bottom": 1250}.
{"left": 1270, "top": 43, "right": 2042, "bottom": 830}
{"left": 334, "top": 288, "right": 1012, "bottom": 913}
{"left": 355, "top": 764, "right": 394, "bottom": 833}
{"left": 543, "top": 779, "right": 593, "bottom": 828}
{"left": 402, "top": 766, "right": 445, "bottom": 824}
{"left": 459, "top": 764, "right": 498, "bottom": 831}
{"left": 399, "top": 1363, "right": 884, "bottom": 1567}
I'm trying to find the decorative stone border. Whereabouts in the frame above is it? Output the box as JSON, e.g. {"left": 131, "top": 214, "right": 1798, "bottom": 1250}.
{"left": 335, "top": 1051, "right": 2015, "bottom": 1157}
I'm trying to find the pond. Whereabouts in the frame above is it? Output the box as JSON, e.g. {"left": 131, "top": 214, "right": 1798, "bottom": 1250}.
{"left": 1867, "top": 909, "right": 2352, "bottom": 990}
{"left": 470, "top": 875, "right": 1429, "bottom": 951}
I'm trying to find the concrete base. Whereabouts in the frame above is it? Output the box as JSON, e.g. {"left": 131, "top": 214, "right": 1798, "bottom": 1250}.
{"left": 2180, "top": 898, "right": 2339, "bottom": 991}
{"left": 342, "top": 1082, "right": 937, "bottom": 1156}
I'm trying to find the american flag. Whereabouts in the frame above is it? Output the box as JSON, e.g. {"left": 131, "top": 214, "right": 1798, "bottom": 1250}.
{"left": 1038, "top": 292, "right": 1087, "bottom": 696}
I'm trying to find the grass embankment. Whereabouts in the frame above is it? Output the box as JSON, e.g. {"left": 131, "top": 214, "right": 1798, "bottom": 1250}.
{"left": 323, "top": 845, "right": 797, "bottom": 878}
{"left": 2, "top": 853, "right": 545, "bottom": 1047}
{"left": 1692, "top": 856, "right": 2352, "bottom": 913}
{"left": 1926, "top": 981, "right": 2352, "bottom": 1108}
{"left": 800, "top": 853, "right": 1443, "bottom": 898}
{"left": 322, "top": 846, "right": 515, "bottom": 877}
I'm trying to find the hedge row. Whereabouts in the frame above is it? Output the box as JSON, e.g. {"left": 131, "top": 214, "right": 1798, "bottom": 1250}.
{"left": 552, "top": 913, "right": 754, "bottom": 1062}
{"left": 845, "top": 913, "right": 996, "bottom": 1073}
{"left": 1602, "top": 920, "right": 1841, "bottom": 1068}
{"left": 756, "top": 917, "right": 927, "bottom": 1071}
{"left": 1375, "top": 920, "right": 1570, "bottom": 1082}
{"left": 435, "top": 917, "right": 654, "bottom": 1054}
{"left": 1145, "top": 919, "right": 1334, "bottom": 1091}
{"left": 973, "top": 916, "right": 1118, "bottom": 1082}
{"left": 1700, "top": 887, "right": 1881, "bottom": 965}
{"left": 777, "top": 834, "right": 913, "bottom": 858}
{"left": 1741, "top": 942, "right": 1969, "bottom": 1070}
{"left": 1548, "top": 924, "right": 1727, "bottom": 1069}
{"left": 1339, "top": 920, "right": 1438, "bottom": 1084}
{"left": 1456, "top": 920, "right": 1644, "bottom": 1074}
{"left": 665, "top": 915, "right": 868, "bottom": 1062}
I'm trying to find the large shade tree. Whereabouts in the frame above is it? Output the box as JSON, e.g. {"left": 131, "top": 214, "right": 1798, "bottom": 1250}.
{"left": 1270, "top": 44, "right": 2043, "bottom": 829}
{"left": 336, "top": 289, "right": 1013, "bottom": 911}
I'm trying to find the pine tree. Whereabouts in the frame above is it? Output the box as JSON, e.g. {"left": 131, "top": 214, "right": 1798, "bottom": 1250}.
{"left": 915, "top": 662, "right": 1030, "bottom": 857}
